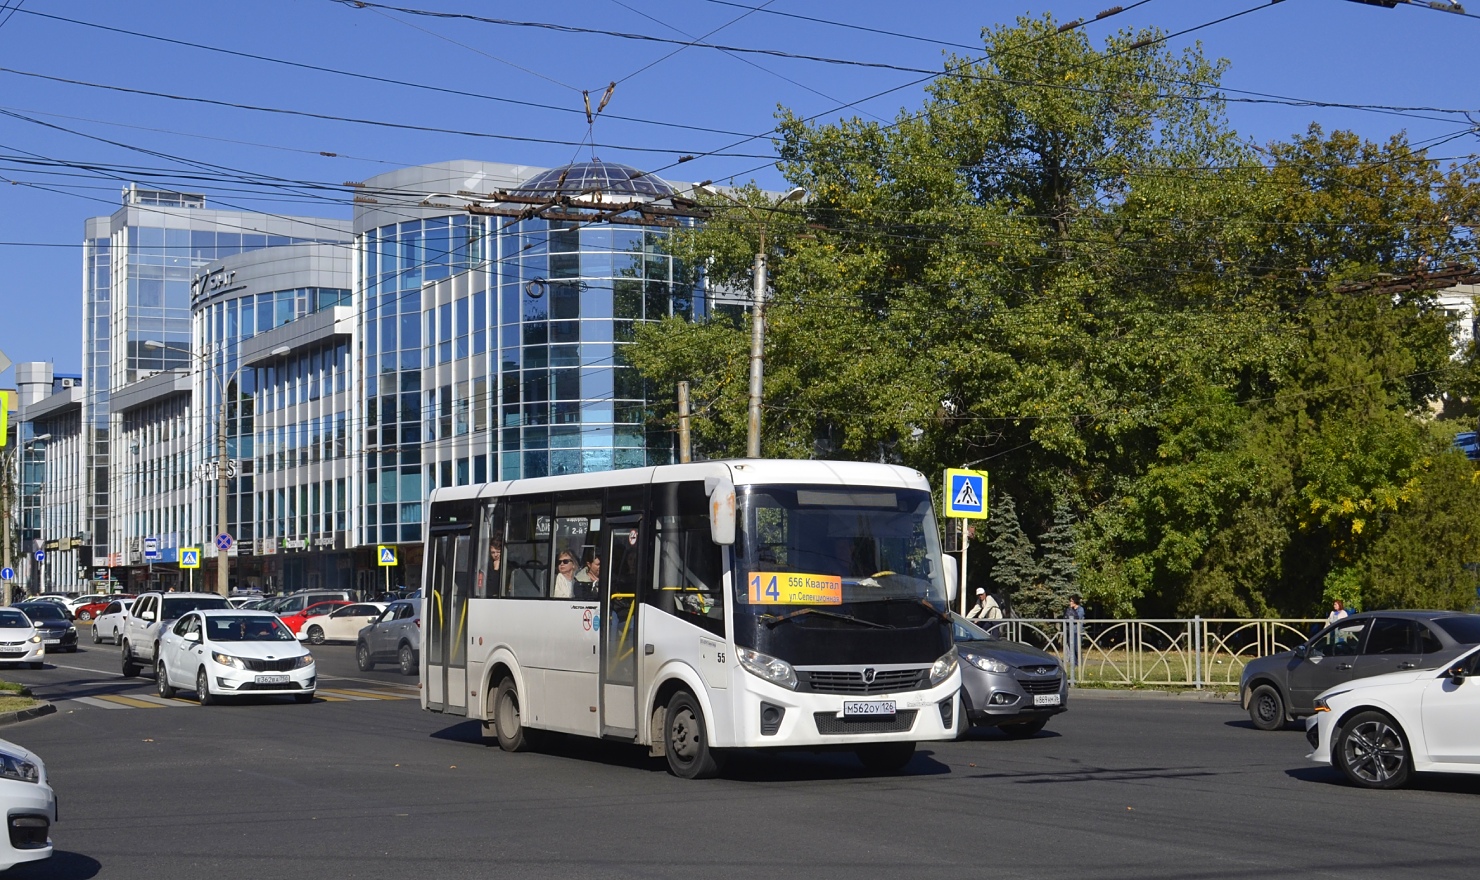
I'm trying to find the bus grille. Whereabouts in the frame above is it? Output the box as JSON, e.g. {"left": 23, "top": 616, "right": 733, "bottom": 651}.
{"left": 798, "top": 668, "right": 927, "bottom": 695}
{"left": 813, "top": 710, "right": 917, "bottom": 735}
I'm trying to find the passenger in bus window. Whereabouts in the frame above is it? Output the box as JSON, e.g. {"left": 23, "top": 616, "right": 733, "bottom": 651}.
{"left": 553, "top": 550, "right": 578, "bottom": 598}
{"left": 577, "top": 550, "right": 602, "bottom": 600}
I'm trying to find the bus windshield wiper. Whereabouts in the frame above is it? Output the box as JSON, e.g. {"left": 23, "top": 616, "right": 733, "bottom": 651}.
{"left": 762, "top": 608, "right": 892, "bottom": 629}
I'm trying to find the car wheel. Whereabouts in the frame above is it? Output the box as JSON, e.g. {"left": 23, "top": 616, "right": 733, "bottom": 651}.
{"left": 494, "top": 678, "right": 534, "bottom": 753}
{"left": 1249, "top": 683, "right": 1286, "bottom": 731}
{"left": 121, "top": 642, "right": 141, "bottom": 677}
{"left": 294, "top": 693, "right": 315, "bottom": 704}
{"left": 78, "top": 610, "right": 94, "bottom": 621}
{"left": 854, "top": 742, "right": 917, "bottom": 773}
{"left": 1000, "top": 717, "right": 1050, "bottom": 739}
{"left": 196, "top": 667, "right": 216, "bottom": 706}
{"left": 664, "top": 690, "right": 723, "bottom": 779}
{"left": 307, "top": 626, "right": 325, "bottom": 646}
{"left": 91, "top": 625, "right": 102, "bottom": 645}
{"left": 398, "top": 643, "right": 416, "bottom": 676}
{"left": 157, "top": 662, "right": 176, "bottom": 699}
{"left": 356, "top": 641, "right": 375, "bottom": 672}
{"left": 1336, "top": 710, "right": 1411, "bottom": 789}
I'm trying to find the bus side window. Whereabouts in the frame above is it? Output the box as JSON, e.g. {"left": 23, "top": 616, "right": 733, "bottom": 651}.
{"left": 504, "top": 497, "right": 552, "bottom": 598}
{"left": 651, "top": 481, "right": 725, "bottom": 638}
{"left": 477, "top": 499, "right": 505, "bottom": 599}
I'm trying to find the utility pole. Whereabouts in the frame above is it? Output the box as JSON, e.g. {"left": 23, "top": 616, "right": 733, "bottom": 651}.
{"left": 216, "top": 396, "right": 229, "bottom": 597}
{"left": 677, "top": 381, "right": 692, "bottom": 463}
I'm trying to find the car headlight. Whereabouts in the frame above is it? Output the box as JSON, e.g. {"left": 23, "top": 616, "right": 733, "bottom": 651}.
{"left": 27, "top": 634, "right": 41, "bottom": 644}
{"left": 0, "top": 750, "right": 40, "bottom": 784}
{"left": 929, "top": 647, "right": 960, "bottom": 687}
{"left": 736, "top": 647, "right": 797, "bottom": 690}
{"left": 1312, "top": 689, "right": 1350, "bottom": 713}
{"left": 210, "top": 651, "right": 248, "bottom": 670}
{"left": 292, "top": 654, "right": 315, "bottom": 669}
{"left": 962, "top": 652, "right": 1011, "bottom": 674}
{"left": 67, "top": 626, "right": 77, "bottom": 634}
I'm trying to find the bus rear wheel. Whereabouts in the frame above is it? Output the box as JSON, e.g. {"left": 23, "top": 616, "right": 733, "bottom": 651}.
{"left": 664, "top": 690, "right": 723, "bottom": 779}
{"left": 494, "top": 678, "right": 534, "bottom": 753}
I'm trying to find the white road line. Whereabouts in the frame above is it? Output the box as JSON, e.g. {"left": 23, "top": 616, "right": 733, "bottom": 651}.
{"left": 126, "top": 694, "right": 192, "bottom": 708}
{"left": 73, "top": 697, "right": 130, "bottom": 709}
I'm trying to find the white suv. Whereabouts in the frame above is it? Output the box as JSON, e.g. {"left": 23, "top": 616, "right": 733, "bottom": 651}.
{"left": 120, "top": 592, "right": 230, "bottom": 677}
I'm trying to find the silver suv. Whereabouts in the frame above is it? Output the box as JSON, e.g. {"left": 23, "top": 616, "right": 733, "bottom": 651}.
{"left": 121, "top": 592, "right": 230, "bottom": 677}
{"left": 356, "top": 599, "right": 421, "bottom": 676}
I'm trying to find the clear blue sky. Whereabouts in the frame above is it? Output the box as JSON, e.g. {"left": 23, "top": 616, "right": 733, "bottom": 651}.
{"left": 2, "top": 0, "right": 1476, "bottom": 382}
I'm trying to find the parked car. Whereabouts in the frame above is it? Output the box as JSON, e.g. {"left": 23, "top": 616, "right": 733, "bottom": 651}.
{"left": 951, "top": 613, "right": 1067, "bottom": 737}
{"left": 92, "top": 598, "right": 134, "bottom": 645}
{"left": 356, "top": 599, "right": 421, "bottom": 675}
{"left": 0, "top": 608, "right": 45, "bottom": 669}
{"left": 155, "top": 610, "right": 316, "bottom": 705}
{"left": 120, "top": 592, "right": 231, "bottom": 677}
{"left": 1305, "top": 643, "right": 1480, "bottom": 789}
{"left": 0, "top": 737, "right": 57, "bottom": 871}
{"left": 226, "top": 597, "right": 258, "bottom": 609}
{"left": 12, "top": 603, "right": 77, "bottom": 654}
{"left": 1240, "top": 611, "right": 1480, "bottom": 730}
{"left": 62, "top": 594, "right": 113, "bottom": 617}
{"left": 277, "top": 601, "right": 352, "bottom": 638}
{"left": 262, "top": 590, "right": 352, "bottom": 618}
{"left": 74, "top": 594, "right": 133, "bottom": 622}
{"left": 299, "top": 602, "right": 386, "bottom": 645}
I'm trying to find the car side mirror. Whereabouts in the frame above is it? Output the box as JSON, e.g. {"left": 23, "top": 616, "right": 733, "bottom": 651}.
{"left": 142, "top": 610, "right": 156, "bottom": 621}
{"left": 942, "top": 554, "right": 959, "bottom": 605}
{"left": 705, "top": 476, "right": 736, "bottom": 546}
{"left": 185, "top": 631, "right": 201, "bottom": 643}
{"left": 1293, "top": 645, "right": 1306, "bottom": 659}
{"left": 1448, "top": 665, "right": 1467, "bottom": 684}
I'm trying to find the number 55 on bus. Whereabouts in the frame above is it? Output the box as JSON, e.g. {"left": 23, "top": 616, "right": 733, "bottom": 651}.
{"left": 420, "top": 459, "right": 962, "bottom": 778}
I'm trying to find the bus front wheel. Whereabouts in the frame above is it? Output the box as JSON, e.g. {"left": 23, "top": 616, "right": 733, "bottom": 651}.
{"left": 664, "top": 690, "right": 723, "bottom": 779}
{"left": 494, "top": 678, "right": 534, "bottom": 753}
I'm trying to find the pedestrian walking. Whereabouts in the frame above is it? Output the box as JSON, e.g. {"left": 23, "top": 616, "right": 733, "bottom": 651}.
{"left": 1326, "top": 599, "right": 1349, "bottom": 625}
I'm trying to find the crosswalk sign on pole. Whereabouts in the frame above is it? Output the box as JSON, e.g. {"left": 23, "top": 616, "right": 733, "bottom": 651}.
{"left": 944, "top": 468, "right": 989, "bottom": 519}
{"left": 180, "top": 548, "right": 201, "bottom": 569}
{"left": 378, "top": 545, "right": 397, "bottom": 567}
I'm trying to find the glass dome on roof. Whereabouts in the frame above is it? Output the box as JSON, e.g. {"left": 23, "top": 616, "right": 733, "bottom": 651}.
{"left": 516, "top": 159, "right": 677, "bottom": 201}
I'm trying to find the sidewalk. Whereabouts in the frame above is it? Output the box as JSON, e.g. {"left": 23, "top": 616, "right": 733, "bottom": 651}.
{"left": 1069, "top": 687, "right": 1237, "bottom": 702}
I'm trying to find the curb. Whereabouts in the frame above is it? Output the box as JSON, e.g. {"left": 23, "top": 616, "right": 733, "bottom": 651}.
{"left": 1069, "top": 687, "right": 1237, "bottom": 702}
{"left": 0, "top": 702, "right": 57, "bottom": 727}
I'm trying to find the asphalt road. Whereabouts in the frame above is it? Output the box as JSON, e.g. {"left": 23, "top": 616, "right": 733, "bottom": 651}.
{"left": 2, "top": 634, "right": 1479, "bottom": 880}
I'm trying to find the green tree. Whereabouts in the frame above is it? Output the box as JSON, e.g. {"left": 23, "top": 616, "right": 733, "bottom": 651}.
{"left": 982, "top": 492, "right": 1039, "bottom": 608}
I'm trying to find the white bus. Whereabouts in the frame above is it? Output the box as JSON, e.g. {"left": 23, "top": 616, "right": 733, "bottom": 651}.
{"left": 419, "top": 459, "right": 962, "bottom": 778}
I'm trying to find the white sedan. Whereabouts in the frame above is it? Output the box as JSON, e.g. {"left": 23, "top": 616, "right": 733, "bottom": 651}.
{"left": 155, "top": 610, "right": 316, "bottom": 705}
{"left": 91, "top": 598, "right": 134, "bottom": 645}
{"left": 0, "top": 609, "right": 44, "bottom": 669}
{"left": 1306, "top": 644, "right": 1480, "bottom": 788}
{"left": 0, "top": 737, "right": 56, "bottom": 871}
{"left": 298, "top": 602, "right": 386, "bottom": 645}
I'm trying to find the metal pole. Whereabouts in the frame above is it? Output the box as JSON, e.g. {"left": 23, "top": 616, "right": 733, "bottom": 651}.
{"left": 216, "top": 367, "right": 230, "bottom": 597}
{"left": 677, "top": 381, "right": 692, "bottom": 463}
{"left": 746, "top": 248, "right": 767, "bottom": 459}
{"left": 959, "top": 531, "right": 969, "bottom": 616}
{"left": 1, "top": 448, "right": 12, "bottom": 608}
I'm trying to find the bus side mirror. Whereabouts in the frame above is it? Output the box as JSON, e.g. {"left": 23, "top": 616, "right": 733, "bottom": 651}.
{"left": 705, "top": 477, "right": 736, "bottom": 546}
{"left": 942, "top": 555, "right": 959, "bottom": 605}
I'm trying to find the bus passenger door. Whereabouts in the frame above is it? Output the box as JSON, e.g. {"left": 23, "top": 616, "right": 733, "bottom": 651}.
{"left": 601, "top": 516, "right": 641, "bottom": 738}
{"left": 426, "top": 529, "right": 471, "bottom": 714}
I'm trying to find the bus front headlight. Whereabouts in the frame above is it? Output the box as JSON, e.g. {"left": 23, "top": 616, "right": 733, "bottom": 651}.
{"left": 929, "top": 647, "right": 959, "bottom": 687}
{"left": 737, "top": 647, "right": 798, "bottom": 691}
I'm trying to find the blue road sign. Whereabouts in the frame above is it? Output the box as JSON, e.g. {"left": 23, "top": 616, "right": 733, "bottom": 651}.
{"left": 34, "top": 550, "right": 45, "bottom": 563}
{"left": 378, "top": 545, "right": 398, "bottom": 566}
{"left": 180, "top": 548, "right": 201, "bottom": 569}
{"left": 144, "top": 537, "right": 161, "bottom": 562}
{"left": 0, "top": 567, "right": 13, "bottom": 581}
{"left": 215, "top": 533, "right": 234, "bottom": 551}
{"left": 944, "top": 468, "right": 989, "bottom": 520}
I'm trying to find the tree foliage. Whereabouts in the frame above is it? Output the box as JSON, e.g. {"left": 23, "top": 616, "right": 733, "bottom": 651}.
{"left": 631, "top": 15, "right": 1480, "bottom": 617}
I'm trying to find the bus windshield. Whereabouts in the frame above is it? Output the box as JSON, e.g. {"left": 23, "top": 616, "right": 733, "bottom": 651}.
{"left": 735, "top": 485, "right": 947, "bottom": 609}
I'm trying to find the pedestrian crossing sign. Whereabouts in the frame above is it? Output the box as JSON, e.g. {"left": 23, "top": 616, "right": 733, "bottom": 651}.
{"left": 180, "top": 548, "right": 201, "bottom": 569}
{"left": 378, "top": 545, "right": 397, "bottom": 567}
{"left": 944, "top": 468, "right": 988, "bottom": 519}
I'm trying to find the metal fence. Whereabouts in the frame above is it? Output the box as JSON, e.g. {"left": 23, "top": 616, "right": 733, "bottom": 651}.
{"left": 976, "top": 618, "right": 1327, "bottom": 688}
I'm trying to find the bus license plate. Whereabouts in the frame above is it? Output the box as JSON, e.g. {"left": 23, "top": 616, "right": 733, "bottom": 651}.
{"left": 843, "top": 700, "right": 896, "bottom": 718}
{"left": 255, "top": 674, "right": 290, "bottom": 685}
{"left": 1033, "top": 694, "right": 1061, "bottom": 707}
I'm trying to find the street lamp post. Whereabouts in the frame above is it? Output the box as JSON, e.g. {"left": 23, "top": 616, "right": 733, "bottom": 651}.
{"left": 696, "top": 183, "right": 806, "bottom": 458}
{"left": 143, "top": 340, "right": 284, "bottom": 596}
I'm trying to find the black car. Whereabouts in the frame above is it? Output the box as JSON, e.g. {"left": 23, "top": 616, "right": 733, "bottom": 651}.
{"left": 951, "top": 613, "right": 1068, "bottom": 738}
{"left": 13, "top": 603, "right": 79, "bottom": 653}
{"left": 1239, "top": 610, "right": 1480, "bottom": 730}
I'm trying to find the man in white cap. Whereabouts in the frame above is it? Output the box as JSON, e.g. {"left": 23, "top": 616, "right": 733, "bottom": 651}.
{"left": 966, "top": 587, "right": 1002, "bottom": 620}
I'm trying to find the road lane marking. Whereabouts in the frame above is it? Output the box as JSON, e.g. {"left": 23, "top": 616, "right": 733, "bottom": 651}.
{"left": 315, "top": 689, "right": 383, "bottom": 701}
{"left": 73, "top": 696, "right": 131, "bottom": 709}
{"left": 95, "top": 694, "right": 166, "bottom": 708}
{"left": 127, "top": 694, "right": 191, "bottom": 708}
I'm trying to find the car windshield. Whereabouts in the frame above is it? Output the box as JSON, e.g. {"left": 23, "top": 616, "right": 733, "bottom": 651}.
{"left": 950, "top": 613, "right": 997, "bottom": 642}
{"left": 0, "top": 610, "right": 30, "bottom": 628}
{"left": 1434, "top": 616, "right": 1480, "bottom": 644}
{"left": 17, "top": 604, "right": 65, "bottom": 621}
{"left": 204, "top": 616, "right": 296, "bottom": 642}
{"left": 162, "top": 596, "right": 229, "bottom": 618}
{"left": 735, "top": 485, "right": 947, "bottom": 608}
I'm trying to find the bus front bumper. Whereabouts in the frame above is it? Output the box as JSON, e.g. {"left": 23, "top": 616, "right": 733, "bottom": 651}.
{"left": 726, "top": 672, "right": 961, "bottom": 749}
